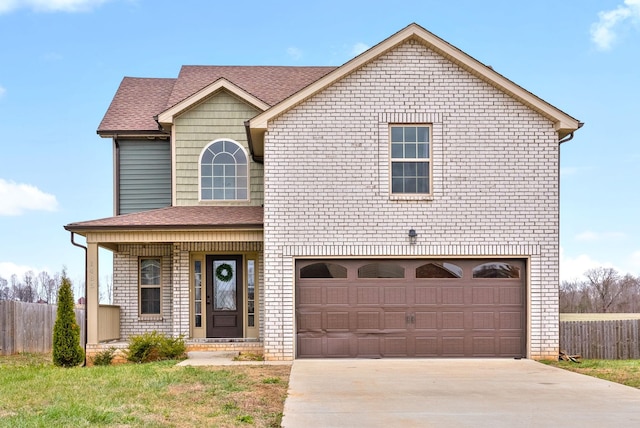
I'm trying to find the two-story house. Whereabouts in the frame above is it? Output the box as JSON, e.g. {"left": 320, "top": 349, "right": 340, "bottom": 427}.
{"left": 65, "top": 23, "right": 581, "bottom": 361}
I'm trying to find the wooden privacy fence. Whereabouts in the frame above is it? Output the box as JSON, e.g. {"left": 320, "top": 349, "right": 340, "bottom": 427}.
{"left": 560, "top": 319, "right": 640, "bottom": 359}
{"left": 0, "top": 301, "right": 85, "bottom": 355}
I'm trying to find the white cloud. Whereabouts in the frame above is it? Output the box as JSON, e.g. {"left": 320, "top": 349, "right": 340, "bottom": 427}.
{"left": 575, "top": 230, "right": 627, "bottom": 242}
{"left": 0, "top": 178, "right": 58, "bottom": 215}
{"left": 351, "top": 42, "right": 369, "bottom": 56}
{"left": 0, "top": 262, "right": 42, "bottom": 281}
{"left": 560, "top": 248, "right": 617, "bottom": 281}
{"left": 591, "top": 0, "right": 640, "bottom": 51}
{"left": 287, "top": 47, "right": 302, "bottom": 60}
{"left": 0, "top": 0, "right": 111, "bottom": 14}
{"left": 0, "top": 85, "right": 5, "bottom": 98}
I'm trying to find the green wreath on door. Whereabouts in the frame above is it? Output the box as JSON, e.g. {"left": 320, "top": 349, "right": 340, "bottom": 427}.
{"left": 215, "top": 263, "right": 234, "bottom": 282}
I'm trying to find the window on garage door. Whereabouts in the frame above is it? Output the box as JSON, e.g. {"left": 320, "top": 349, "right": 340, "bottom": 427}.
{"left": 472, "top": 262, "right": 521, "bottom": 278}
{"left": 416, "top": 262, "right": 463, "bottom": 278}
{"left": 358, "top": 262, "right": 404, "bottom": 278}
{"left": 300, "top": 262, "right": 348, "bottom": 278}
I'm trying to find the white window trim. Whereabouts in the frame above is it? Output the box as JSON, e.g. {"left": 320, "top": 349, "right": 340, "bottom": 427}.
{"left": 389, "top": 124, "right": 433, "bottom": 199}
{"left": 198, "top": 138, "right": 250, "bottom": 203}
{"left": 139, "top": 257, "right": 162, "bottom": 320}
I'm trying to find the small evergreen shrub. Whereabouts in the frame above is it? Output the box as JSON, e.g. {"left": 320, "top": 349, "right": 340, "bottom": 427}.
{"left": 158, "top": 335, "right": 187, "bottom": 360}
{"left": 91, "top": 347, "right": 117, "bottom": 366}
{"left": 52, "top": 273, "right": 85, "bottom": 367}
{"left": 126, "top": 331, "right": 186, "bottom": 363}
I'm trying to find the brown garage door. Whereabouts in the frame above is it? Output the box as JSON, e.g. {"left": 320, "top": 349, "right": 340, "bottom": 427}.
{"left": 296, "top": 259, "right": 525, "bottom": 358}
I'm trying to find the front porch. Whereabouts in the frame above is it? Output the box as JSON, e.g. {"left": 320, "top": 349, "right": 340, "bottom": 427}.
{"left": 64, "top": 207, "right": 266, "bottom": 354}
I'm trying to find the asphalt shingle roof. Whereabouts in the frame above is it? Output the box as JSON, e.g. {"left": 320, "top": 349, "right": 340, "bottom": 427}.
{"left": 97, "top": 66, "right": 336, "bottom": 134}
{"left": 64, "top": 206, "right": 263, "bottom": 231}
{"left": 97, "top": 77, "right": 176, "bottom": 133}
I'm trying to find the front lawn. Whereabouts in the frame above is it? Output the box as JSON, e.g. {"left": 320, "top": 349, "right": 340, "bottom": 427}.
{"left": 0, "top": 353, "right": 289, "bottom": 427}
{"left": 542, "top": 359, "right": 640, "bottom": 389}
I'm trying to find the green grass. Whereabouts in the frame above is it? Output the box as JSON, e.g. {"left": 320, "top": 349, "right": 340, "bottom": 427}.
{"left": 541, "top": 359, "right": 640, "bottom": 389}
{"left": 0, "top": 353, "right": 289, "bottom": 427}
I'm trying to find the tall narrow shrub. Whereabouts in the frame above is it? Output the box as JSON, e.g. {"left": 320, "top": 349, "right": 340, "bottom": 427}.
{"left": 53, "top": 273, "right": 84, "bottom": 367}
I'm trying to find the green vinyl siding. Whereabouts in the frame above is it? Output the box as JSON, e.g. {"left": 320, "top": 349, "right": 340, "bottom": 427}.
{"left": 174, "top": 89, "right": 264, "bottom": 206}
{"left": 118, "top": 139, "right": 171, "bottom": 214}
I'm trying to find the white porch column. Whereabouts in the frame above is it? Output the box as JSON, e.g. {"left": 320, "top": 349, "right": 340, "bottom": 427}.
{"left": 87, "top": 242, "right": 100, "bottom": 344}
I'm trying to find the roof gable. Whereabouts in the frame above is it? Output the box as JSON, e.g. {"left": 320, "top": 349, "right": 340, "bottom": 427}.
{"left": 157, "top": 78, "right": 271, "bottom": 127}
{"left": 167, "top": 66, "right": 336, "bottom": 108}
{"left": 249, "top": 23, "right": 581, "bottom": 140}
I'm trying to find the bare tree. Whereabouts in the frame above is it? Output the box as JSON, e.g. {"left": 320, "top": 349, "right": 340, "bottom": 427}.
{"left": 0, "top": 276, "right": 8, "bottom": 301}
{"left": 21, "top": 271, "right": 38, "bottom": 303}
{"left": 37, "top": 270, "right": 60, "bottom": 304}
{"left": 585, "top": 267, "right": 631, "bottom": 313}
{"left": 559, "top": 280, "right": 592, "bottom": 313}
{"left": 100, "top": 274, "right": 113, "bottom": 304}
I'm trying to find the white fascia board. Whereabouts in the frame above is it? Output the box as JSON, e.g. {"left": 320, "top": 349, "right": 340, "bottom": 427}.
{"left": 157, "top": 78, "right": 270, "bottom": 125}
{"left": 250, "top": 23, "right": 580, "bottom": 134}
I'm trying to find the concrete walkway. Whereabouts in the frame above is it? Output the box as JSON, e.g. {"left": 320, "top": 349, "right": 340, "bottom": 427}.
{"left": 282, "top": 359, "right": 640, "bottom": 427}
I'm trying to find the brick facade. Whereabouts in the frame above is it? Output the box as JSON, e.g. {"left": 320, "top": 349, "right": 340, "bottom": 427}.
{"left": 263, "top": 40, "right": 560, "bottom": 360}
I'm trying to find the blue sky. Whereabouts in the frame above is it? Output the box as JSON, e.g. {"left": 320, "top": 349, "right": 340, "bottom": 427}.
{"left": 1, "top": 0, "right": 639, "bottom": 289}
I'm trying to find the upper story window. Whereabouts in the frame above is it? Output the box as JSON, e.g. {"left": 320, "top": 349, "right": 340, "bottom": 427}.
{"left": 390, "top": 125, "right": 431, "bottom": 195}
{"left": 200, "top": 139, "right": 248, "bottom": 201}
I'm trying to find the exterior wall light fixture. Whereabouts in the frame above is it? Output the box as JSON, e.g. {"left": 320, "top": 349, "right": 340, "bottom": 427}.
{"left": 408, "top": 228, "right": 418, "bottom": 245}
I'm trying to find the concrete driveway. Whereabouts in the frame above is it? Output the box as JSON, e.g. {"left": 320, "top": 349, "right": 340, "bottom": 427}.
{"left": 282, "top": 359, "right": 640, "bottom": 427}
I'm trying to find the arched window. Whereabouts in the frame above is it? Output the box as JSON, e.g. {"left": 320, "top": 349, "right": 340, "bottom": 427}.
{"left": 472, "top": 262, "right": 520, "bottom": 279}
{"left": 200, "top": 140, "right": 248, "bottom": 200}
{"left": 300, "top": 263, "right": 348, "bottom": 279}
{"left": 358, "top": 262, "right": 404, "bottom": 278}
{"left": 416, "top": 262, "right": 463, "bottom": 278}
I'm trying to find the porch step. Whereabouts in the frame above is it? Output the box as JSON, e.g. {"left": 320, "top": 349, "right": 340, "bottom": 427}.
{"left": 178, "top": 350, "right": 241, "bottom": 366}
{"left": 187, "top": 351, "right": 239, "bottom": 360}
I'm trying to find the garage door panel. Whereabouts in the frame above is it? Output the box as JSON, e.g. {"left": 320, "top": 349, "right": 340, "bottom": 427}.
{"left": 442, "top": 287, "right": 464, "bottom": 304}
{"left": 500, "top": 287, "right": 522, "bottom": 304}
{"left": 298, "top": 311, "right": 322, "bottom": 331}
{"left": 472, "top": 311, "right": 496, "bottom": 329}
{"left": 326, "top": 311, "right": 350, "bottom": 330}
{"left": 415, "top": 287, "right": 438, "bottom": 305}
{"left": 356, "top": 311, "right": 381, "bottom": 330}
{"left": 357, "top": 337, "right": 381, "bottom": 357}
{"left": 472, "top": 287, "right": 496, "bottom": 304}
{"left": 414, "top": 311, "right": 437, "bottom": 329}
{"left": 357, "top": 287, "right": 380, "bottom": 304}
{"left": 414, "top": 337, "right": 439, "bottom": 356}
{"left": 384, "top": 311, "right": 407, "bottom": 329}
{"left": 296, "top": 259, "right": 525, "bottom": 358}
{"left": 326, "top": 286, "right": 350, "bottom": 304}
{"left": 327, "top": 337, "right": 350, "bottom": 357}
{"left": 499, "top": 311, "right": 523, "bottom": 329}
{"left": 298, "top": 336, "right": 323, "bottom": 357}
{"left": 441, "top": 337, "right": 465, "bottom": 356}
{"left": 383, "top": 286, "right": 408, "bottom": 305}
{"left": 298, "top": 286, "right": 323, "bottom": 305}
{"left": 499, "top": 337, "right": 524, "bottom": 355}
{"left": 472, "top": 337, "right": 496, "bottom": 356}
{"left": 383, "top": 336, "right": 408, "bottom": 356}
{"left": 441, "top": 312, "right": 465, "bottom": 329}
